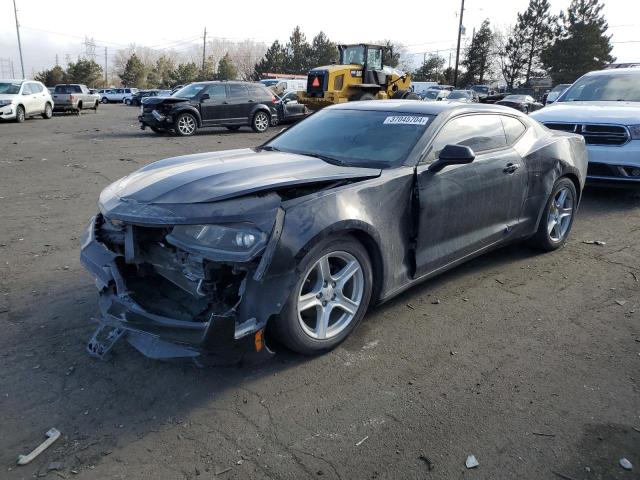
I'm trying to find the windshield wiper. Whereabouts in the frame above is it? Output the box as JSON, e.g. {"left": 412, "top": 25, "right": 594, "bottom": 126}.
{"left": 260, "top": 145, "right": 281, "bottom": 152}
{"left": 299, "top": 152, "right": 345, "bottom": 166}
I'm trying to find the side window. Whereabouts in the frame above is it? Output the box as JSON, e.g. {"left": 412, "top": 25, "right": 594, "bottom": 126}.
{"left": 228, "top": 84, "right": 248, "bottom": 98}
{"left": 74, "top": 85, "right": 82, "bottom": 93}
{"left": 501, "top": 116, "right": 526, "bottom": 145}
{"left": 30, "top": 83, "right": 43, "bottom": 93}
{"left": 116, "top": 89, "right": 124, "bottom": 94}
{"left": 426, "top": 114, "right": 507, "bottom": 162}
{"left": 204, "top": 84, "right": 227, "bottom": 99}
{"left": 22, "top": 83, "right": 34, "bottom": 94}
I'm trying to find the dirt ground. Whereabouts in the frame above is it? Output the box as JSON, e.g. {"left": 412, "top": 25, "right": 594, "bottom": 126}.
{"left": 0, "top": 105, "right": 638, "bottom": 480}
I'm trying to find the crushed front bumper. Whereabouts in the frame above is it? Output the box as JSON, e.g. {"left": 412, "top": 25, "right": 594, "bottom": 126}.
{"left": 80, "top": 215, "right": 278, "bottom": 363}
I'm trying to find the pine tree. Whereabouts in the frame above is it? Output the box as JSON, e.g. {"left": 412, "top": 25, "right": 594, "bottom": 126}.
{"left": 119, "top": 54, "right": 147, "bottom": 87}
{"left": 253, "top": 40, "right": 287, "bottom": 79}
{"left": 284, "top": 26, "right": 311, "bottom": 74}
{"left": 217, "top": 53, "right": 237, "bottom": 80}
{"left": 517, "top": 0, "right": 556, "bottom": 84}
{"left": 172, "top": 62, "right": 200, "bottom": 85}
{"left": 309, "top": 32, "right": 337, "bottom": 67}
{"left": 461, "top": 20, "right": 495, "bottom": 86}
{"left": 541, "top": 0, "right": 614, "bottom": 84}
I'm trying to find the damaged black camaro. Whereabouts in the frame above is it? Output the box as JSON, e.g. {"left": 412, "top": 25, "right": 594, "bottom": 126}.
{"left": 81, "top": 101, "right": 588, "bottom": 362}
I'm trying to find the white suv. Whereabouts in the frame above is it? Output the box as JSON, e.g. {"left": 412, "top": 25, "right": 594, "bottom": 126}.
{"left": 0, "top": 79, "right": 54, "bottom": 122}
{"left": 100, "top": 87, "right": 138, "bottom": 104}
{"left": 531, "top": 68, "right": 640, "bottom": 184}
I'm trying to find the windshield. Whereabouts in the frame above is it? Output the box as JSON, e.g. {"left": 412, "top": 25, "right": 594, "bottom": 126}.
{"left": 448, "top": 91, "right": 470, "bottom": 99}
{"left": 424, "top": 90, "right": 439, "bottom": 99}
{"left": 341, "top": 46, "right": 366, "bottom": 65}
{"left": 0, "top": 82, "right": 22, "bottom": 94}
{"left": 558, "top": 73, "right": 640, "bottom": 102}
{"left": 266, "top": 109, "right": 433, "bottom": 168}
{"left": 472, "top": 86, "right": 489, "bottom": 94}
{"left": 504, "top": 95, "right": 526, "bottom": 101}
{"left": 551, "top": 84, "right": 571, "bottom": 93}
{"left": 172, "top": 84, "right": 206, "bottom": 99}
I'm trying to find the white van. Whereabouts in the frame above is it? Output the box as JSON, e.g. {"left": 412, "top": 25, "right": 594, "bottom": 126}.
{"left": 411, "top": 81, "right": 439, "bottom": 95}
{"left": 274, "top": 79, "right": 307, "bottom": 94}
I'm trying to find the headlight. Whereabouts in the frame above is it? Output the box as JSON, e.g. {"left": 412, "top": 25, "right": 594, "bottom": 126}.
{"left": 628, "top": 125, "right": 640, "bottom": 140}
{"left": 166, "top": 224, "right": 268, "bottom": 260}
{"left": 0, "top": 99, "right": 13, "bottom": 106}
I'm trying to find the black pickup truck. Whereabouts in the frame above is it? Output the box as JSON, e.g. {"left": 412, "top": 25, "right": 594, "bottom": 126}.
{"left": 138, "top": 81, "right": 278, "bottom": 136}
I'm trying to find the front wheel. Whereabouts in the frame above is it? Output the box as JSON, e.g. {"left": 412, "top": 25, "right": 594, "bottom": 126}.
{"left": 15, "top": 105, "right": 25, "bottom": 123}
{"left": 273, "top": 237, "right": 373, "bottom": 355}
{"left": 251, "top": 111, "right": 270, "bottom": 132}
{"left": 124, "top": 98, "right": 131, "bottom": 105}
{"left": 101, "top": 97, "right": 108, "bottom": 104}
{"left": 528, "top": 177, "right": 577, "bottom": 251}
{"left": 174, "top": 112, "right": 198, "bottom": 136}
{"left": 42, "top": 103, "right": 53, "bottom": 119}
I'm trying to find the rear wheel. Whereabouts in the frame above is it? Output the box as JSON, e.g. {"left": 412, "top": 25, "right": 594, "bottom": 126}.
{"left": 528, "top": 177, "right": 577, "bottom": 251}
{"left": 273, "top": 236, "right": 373, "bottom": 355}
{"left": 174, "top": 112, "right": 197, "bottom": 136}
{"left": 15, "top": 105, "right": 25, "bottom": 123}
{"left": 93, "top": 101, "right": 99, "bottom": 111}
{"left": 124, "top": 98, "right": 131, "bottom": 105}
{"left": 42, "top": 103, "right": 53, "bottom": 119}
{"left": 76, "top": 102, "right": 82, "bottom": 115}
{"left": 226, "top": 125, "right": 241, "bottom": 131}
{"left": 251, "top": 111, "right": 270, "bottom": 132}
{"left": 101, "top": 97, "right": 108, "bottom": 104}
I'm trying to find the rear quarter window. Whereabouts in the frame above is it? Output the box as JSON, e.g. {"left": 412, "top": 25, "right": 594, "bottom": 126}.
{"left": 501, "top": 116, "right": 527, "bottom": 145}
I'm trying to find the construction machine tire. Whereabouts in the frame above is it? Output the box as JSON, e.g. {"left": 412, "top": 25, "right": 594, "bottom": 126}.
{"left": 392, "top": 89, "right": 420, "bottom": 100}
{"left": 349, "top": 92, "right": 376, "bottom": 102}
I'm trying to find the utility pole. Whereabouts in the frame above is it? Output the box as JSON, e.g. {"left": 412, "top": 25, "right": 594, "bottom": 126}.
{"left": 104, "top": 47, "right": 108, "bottom": 85}
{"left": 453, "top": 0, "right": 465, "bottom": 88}
{"left": 55, "top": 54, "right": 59, "bottom": 66}
{"left": 435, "top": 50, "right": 439, "bottom": 79}
{"left": 12, "top": 0, "right": 25, "bottom": 78}
{"left": 202, "top": 27, "right": 207, "bottom": 76}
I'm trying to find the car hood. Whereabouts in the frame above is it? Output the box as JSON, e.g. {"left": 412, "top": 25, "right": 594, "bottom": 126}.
{"left": 101, "top": 148, "right": 381, "bottom": 205}
{"left": 0, "top": 93, "right": 18, "bottom": 101}
{"left": 530, "top": 101, "right": 640, "bottom": 124}
{"left": 142, "top": 96, "right": 189, "bottom": 106}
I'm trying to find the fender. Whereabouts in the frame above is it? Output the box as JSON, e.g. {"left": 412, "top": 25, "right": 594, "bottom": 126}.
{"left": 170, "top": 104, "right": 202, "bottom": 126}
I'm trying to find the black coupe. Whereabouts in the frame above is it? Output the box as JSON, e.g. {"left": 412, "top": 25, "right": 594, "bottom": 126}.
{"left": 495, "top": 94, "right": 544, "bottom": 114}
{"left": 81, "top": 101, "right": 587, "bottom": 362}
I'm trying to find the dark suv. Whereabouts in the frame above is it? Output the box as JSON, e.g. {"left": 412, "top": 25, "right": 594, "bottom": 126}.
{"left": 138, "top": 81, "right": 278, "bottom": 136}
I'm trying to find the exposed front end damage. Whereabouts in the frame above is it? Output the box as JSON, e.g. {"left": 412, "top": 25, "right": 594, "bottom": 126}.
{"left": 80, "top": 195, "right": 291, "bottom": 364}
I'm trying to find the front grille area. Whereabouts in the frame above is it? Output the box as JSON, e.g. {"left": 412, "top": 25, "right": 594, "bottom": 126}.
{"left": 544, "top": 122, "right": 630, "bottom": 145}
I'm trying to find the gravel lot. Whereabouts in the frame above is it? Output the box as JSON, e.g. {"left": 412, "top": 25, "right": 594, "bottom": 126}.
{"left": 1, "top": 105, "right": 639, "bottom": 480}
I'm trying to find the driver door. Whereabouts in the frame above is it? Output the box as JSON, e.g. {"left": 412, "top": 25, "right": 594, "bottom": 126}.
{"left": 199, "top": 83, "right": 228, "bottom": 125}
{"left": 414, "top": 114, "right": 527, "bottom": 277}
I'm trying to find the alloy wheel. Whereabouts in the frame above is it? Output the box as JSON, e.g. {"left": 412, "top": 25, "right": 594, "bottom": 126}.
{"left": 547, "top": 186, "right": 574, "bottom": 242}
{"left": 254, "top": 112, "right": 269, "bottom": 132}
{"left": 297, "top": 251, "right": 364, "bottom": 340}
{"left": 177, "top": 115, "right": 196, "bottom": 135}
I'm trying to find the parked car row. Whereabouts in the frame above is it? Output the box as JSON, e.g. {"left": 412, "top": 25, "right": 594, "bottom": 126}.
{"left": 98, "top": 88, "right": 139, "bottom": 104}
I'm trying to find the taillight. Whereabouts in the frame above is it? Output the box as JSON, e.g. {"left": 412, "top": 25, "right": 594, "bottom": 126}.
{"left": 70, "top": 95, "right": 74, "bottom": 101}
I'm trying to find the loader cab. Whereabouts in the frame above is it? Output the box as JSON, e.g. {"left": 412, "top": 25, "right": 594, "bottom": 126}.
{"left": 338, "top": 44, "right": 386, "bottom": 85}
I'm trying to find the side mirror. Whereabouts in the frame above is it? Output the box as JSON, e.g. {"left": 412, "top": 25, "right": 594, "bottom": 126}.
{"left": 200, "top": 93, "right": 210, "bottom": 101}
{"left": 428, "top": 144, "right": 475, "bottom": 173}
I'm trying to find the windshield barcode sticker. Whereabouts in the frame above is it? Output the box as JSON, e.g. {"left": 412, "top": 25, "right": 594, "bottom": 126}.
{"left": 383, "top": 116, "right": 430, "bottom": 125}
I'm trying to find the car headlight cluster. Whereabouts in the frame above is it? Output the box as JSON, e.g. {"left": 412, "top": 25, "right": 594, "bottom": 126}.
{"left": 166, "top": 224, "right": 267, "bottom": 260}
{"left": 628, "top": 125, "right": 640, "bottom": 140}
{"left": 0, "top": 99, "right": 13, "bottom": 107}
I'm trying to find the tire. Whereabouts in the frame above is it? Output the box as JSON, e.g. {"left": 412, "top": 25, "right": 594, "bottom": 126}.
{"left": 174, "top": 112, "right": 198, "bottom": 136}
{"left": 76, "top": 102, "right": 82, "bottom": 115}
{"left": 124, "top": 98, "right": 131, "bottom": 105}
{"left": 350, "top": 92, "right": 376, "bottom": 101}
{"left": 251, "top": 110, "right": 270, "bottom": 133}
{"left": 42, "top": 103, "right": 53, "bottom": 119}
{"left": 101, "top": 97, "right": 108, "bottom": 104}
{"left": 15, "top": 105, "right": 25, "bottom": 123}
{"left": 93, "top": 101, "right": 99, "bottom": 111}
{"left": 226, "top": 125, "right": 241, "bottom": 131}
{"left": 273, "top": 236, "right": 373, "bottom": 355}
{"left": 527, "top": 177, "right": 577, "bottom": 251}
{"left": 392, "top": 89, "right": 420, "bottom": 100}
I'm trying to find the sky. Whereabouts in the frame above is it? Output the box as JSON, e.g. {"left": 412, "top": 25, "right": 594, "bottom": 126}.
{"left": 0, "top": 0, "right": 638, "bottom": 78}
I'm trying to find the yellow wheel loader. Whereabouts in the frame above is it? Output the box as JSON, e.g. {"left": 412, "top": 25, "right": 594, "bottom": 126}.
{"left": 297, "top": 44, "right": 417, "bottom": 110}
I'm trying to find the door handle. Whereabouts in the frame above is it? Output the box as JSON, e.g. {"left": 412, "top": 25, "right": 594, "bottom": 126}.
{"left": 503, "top": 163, "right": 519, "bottom": 174}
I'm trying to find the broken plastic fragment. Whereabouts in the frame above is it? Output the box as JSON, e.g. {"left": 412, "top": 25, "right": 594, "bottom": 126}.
{"left": 619, "top": 458, "right": 632, "bottom": 470}
{"left": 465, "top": 455, "right": 479, "bottom": 469}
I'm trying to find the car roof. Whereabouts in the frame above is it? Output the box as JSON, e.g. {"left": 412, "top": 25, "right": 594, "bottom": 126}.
{"left": 583, "top": 67, "right": 640, "bottom": 76}
{"left": 327, "top": 100, "right": 522, "bottom": 116}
